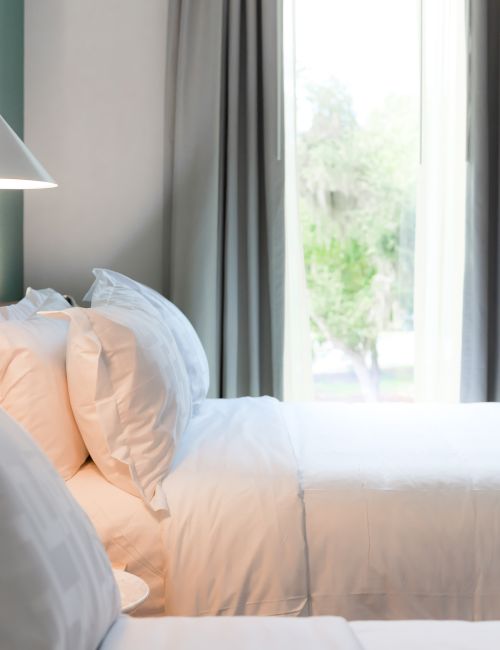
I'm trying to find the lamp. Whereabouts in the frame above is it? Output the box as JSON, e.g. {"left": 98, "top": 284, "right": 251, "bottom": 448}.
{"left": 0, "top": 114, "right": 57, "bottom": 189}
{"left": 0, "top": 113, "right": 57, "bottom": 303}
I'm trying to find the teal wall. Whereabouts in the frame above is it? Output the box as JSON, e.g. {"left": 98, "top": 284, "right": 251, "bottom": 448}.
{"left": 0, "top": 0, "right": 23, "bottom": 300}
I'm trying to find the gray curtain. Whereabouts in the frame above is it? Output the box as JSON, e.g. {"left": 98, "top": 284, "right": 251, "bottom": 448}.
{"left": 461, "top": 0, "right": 500, "bottom": 401}
{"left": 164, "top": 0, "right": 285, "bottom": 399}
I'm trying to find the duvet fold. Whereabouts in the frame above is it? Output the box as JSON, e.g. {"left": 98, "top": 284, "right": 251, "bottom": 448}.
{"left": 161, "top": 397, "right": 308, "bottom": 616}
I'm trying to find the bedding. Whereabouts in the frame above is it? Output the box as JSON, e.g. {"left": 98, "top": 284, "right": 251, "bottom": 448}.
{"left": 85, "top": 268, "right": 210, "bottom": 408}
{"left": 0, "top": 316, "right": 87, "bottom": 479}
{"left": 283, "top": 401, "right": 500, "bottom": 619}
{"left": 0, "top": 286, "right": 69, "bottom": 320}
{"left": 50, "top": 304, "right": 191, "bottom": 511}
{"left": 351, "top": 620, "right": 500, "bottom": 650}
{"left": 0, "top": 407, "right": 119, "bottom": 650}
{"left": 2, "top": 403, "right": 499, "bottom": 647}
{"left": 66, "top": 460, "right": 166, "bottom": 616}
{"left": 100, "top": 616, "right": 500, "bottom": 650}
{"left": 101, "top": 616, "right": 362, "bottom": 650}
{"left": 163, "top": 397, "right": 307, "bottom": 616}
{"left": 159, "top": 398, "right": 500, "bottom": 620}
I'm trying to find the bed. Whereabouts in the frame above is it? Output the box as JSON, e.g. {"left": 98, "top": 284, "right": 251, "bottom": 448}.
{"left": 5, "top": 277, "right": 500, "bottom": 638}
{"left": 68, "top": 396, "right": 500, "bottom": 620}
{"left": 100, "top": 616, "right": 500, "bottom": 649}
{"left": 8, "top": 392, "right": 500, "bottom": 650}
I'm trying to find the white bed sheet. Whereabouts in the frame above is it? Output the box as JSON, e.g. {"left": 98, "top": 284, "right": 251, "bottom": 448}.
{"left": 66, "top": 461, "right": 166, "bottom": 616}
{"left": 101, "top": 616, "right": 362, "bottom": 650}
{"left": 161, "top": 397, "right": 308, "bottom": 616}
{"left": 161, "top": 398, "right": 500, "bottom": 619}
{"left": 351, "top": 620, "right": 500, "bottom": 650}
{"left": 283, "top": 402, "right": 500, "bottom": 619}
{"left": 101, "top": 616, "right": 500, "bottom": 650}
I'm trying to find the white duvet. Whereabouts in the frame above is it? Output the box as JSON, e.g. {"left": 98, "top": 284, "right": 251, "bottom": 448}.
{"left": 102, "top": 616, "right": 363, "bottom": 650}
{"left": 162, "top": 398, "right": 500, "bottom": 620}
{"left": 101, "top": 616, "right": 500, "bottom": 650}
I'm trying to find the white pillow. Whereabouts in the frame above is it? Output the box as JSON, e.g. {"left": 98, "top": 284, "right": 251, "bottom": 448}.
{"left": 85, "top": 268, "right": 210, "bottom": 407}
{"left": 48, "top": 303, "right": 192, "bottom": 511}
{"left": 0, "top": 286, "right": 69, "bottom": 321}
{"left": 0, "top": 317, "right": 88, "bottom": 480}
{"left": 0, "top": 407, "right": 119, "bottom": 650}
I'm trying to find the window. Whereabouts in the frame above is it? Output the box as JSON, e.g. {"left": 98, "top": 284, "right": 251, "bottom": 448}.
{"left": 284, "top": 0, "right": 466, "bottom": 403}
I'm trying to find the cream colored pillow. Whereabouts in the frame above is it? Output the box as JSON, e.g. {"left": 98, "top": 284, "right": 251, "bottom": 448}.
{"left": 0, "top": 286, "right": 69, "bottom": 320}
{"left": 51, "top": 304, "right": 192, "bottom": 511}
{"left": 0, "top": 317, "right": 88, "bottom": 479}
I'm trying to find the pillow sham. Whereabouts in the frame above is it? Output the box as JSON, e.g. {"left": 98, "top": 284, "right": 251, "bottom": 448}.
{"left": 0, "top": 286, "right": 69, "bottom": 320}
{"left": 84, "top": 268, "right": 210, "bottom": 407}
{"left": 48, "top": 303, "right": 192, "bottom": 511}
{"left": 0, "top": 317, "right": 88, "bottom": 480}
{"left": 0, "top": 407, "right": 119, "bottom": 650}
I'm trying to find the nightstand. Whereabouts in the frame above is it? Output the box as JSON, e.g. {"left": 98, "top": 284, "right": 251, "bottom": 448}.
{"left": 112, "top": 569, "right": 150, "bottom": 614}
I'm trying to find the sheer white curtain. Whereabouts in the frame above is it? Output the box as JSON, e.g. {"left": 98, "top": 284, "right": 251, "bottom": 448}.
{"left": 283, "top": 0, "right": 314, "bottom": 401}
{"left": 414, "top": 0, "right": 467, "bottom": 401}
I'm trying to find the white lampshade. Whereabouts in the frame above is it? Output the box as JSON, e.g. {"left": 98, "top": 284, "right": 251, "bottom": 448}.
{"left": 0, "top": 114, "right": 57, "bottom": 189}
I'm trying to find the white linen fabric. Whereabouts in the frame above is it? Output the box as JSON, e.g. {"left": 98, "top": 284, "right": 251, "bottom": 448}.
{"left": 100, "top": 616, "right": 500, "bottom": 650}
{"left": 0, "top": 317, "right": 87, "bottom": 479}
{"left": 101, "top": 616, "right": 362, "bottom": 650}
{"left": 66, "top": 460, "right": 166, "bottom": 616}
{"left": 160, "top": 399, "right": 500, "bottom": 619}
{"left": 0, "top": 286, "right": 69, "bottom": 320}
{"left": 0, "top": 407, "right": 119, "bottom": 650}
{"left": 162, "top": 397, "right": 308, "bottom": 616}
{"left": 283, "top": 402, "right": 500, "bottom": 619}
{"left": 351, "top": 620, "right": 500, "bottom": 650}
{"left": 49, "top": 303, "right": 191, "bottom": 511}
{"left": 85, "top": 268, "right": 210, "bottom": 408}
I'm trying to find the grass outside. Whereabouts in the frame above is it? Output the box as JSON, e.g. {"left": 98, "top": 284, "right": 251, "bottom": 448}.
{"left": 313, "top": 366, "right": 414, "bottom": 402}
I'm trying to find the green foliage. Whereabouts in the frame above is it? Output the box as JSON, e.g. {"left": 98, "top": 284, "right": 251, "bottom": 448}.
{"left": 298, "top": 78, "right": 418, "bottom": 361}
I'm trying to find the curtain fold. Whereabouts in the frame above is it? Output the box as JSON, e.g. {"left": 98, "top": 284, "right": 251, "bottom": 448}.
{"left": 164, "top": 0, "right": 285, "bottom": 399}
{"left": 461, "top": 0, "right": 500, "bottom": 402}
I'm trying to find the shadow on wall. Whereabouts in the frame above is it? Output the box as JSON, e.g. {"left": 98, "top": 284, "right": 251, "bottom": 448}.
{"left": 105, "top": 210, "right": 165, "bottom": 297}
{"left": 50, "top": 207, "right": 164, "bottom": 303}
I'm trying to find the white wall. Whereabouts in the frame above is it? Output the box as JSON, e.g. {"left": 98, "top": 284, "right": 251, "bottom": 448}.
{"left": 24, "top": 0, "right": 168, "bottom": 300}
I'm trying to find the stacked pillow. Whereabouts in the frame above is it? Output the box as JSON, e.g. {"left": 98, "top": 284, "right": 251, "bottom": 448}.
{"left": 0, "top": 274, "right": 209, "bottom": 641}
{"left": 0, "top": 407, "right": 119, "bottom": 650}
{"left": 42, "top": 269, "right": 208, "bottom": 511}
{"left": 0, "top": 288, "right": 87, "bottom": 480}
{"left": 0, "top": 272, "right": 208, "bottom": 512}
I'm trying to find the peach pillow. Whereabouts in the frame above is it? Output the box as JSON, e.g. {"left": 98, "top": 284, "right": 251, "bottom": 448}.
{"left": 0, "top": 317, "right": 88, "bottom": 479}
